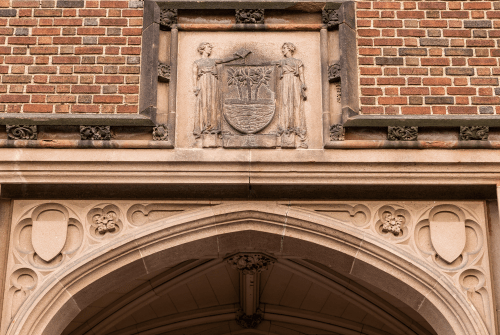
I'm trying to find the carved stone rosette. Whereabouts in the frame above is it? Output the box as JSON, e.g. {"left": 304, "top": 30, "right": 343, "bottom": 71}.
{"left": 80, "top": 126, "right": 111, "bottom": 140}
{"left": 322, "top": 9, "right": 340, "bottom": 29}
{"left": 459, "top": 126, "right": 488, "bottom": 141}
{"left": 226, "top": 253, "right": 275, "bottom": 274}
{"left": 328, "top": 63, "right": 341, "bottom": 83}
{"left": 158, "top": 62, "right": 170, "bottom": 82}
{"left": 6, "top": 125, "right": 37, "bottom": 140}
{"left": 159, "top": 9, "right": 177, "bottom": 30}
{"left": 330, "top": 124, "right": 344, "bottom": 141}
{"left": 153, "top": 124, "right": 168, "bottom": 141}
{"left": 388, "top": 126, "right": 418, "bottom": 141}
{"left": 235, "top": 308, "right": 263, "bottom": 329}
{"left": 235, "top": 9, "right": 265, "bottom": 24}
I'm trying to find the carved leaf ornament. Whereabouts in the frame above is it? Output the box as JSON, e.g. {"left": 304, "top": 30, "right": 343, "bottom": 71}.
{"left": 227, "top": 253, "right": 275, "bottom": 274}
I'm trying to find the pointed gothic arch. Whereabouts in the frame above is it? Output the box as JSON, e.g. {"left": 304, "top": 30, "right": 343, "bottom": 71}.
{"left": 6, "top": 203, "right": 488, "bottom": 335}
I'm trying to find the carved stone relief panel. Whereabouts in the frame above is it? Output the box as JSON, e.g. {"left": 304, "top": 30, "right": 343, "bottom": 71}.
{"left": 289, "top": 200, "right": 494, "bottom": 333}
{"left": 3, "top": 200, "right": 495, "bottom": 335}
{"left": 176, "top": 32, "right": 323, "bottom": 149}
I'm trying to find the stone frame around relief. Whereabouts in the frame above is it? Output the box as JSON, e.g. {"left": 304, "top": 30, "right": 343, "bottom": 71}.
{"left": 141, "top": 0, "right": 359, "bottom": 148}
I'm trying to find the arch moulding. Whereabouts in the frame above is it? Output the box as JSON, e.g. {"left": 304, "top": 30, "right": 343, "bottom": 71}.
{"left": 3, "top": 201, "right": 492, "bottom": 335}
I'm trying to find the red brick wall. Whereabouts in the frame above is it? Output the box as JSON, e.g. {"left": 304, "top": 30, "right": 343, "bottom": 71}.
{"left": 357, "top": 0, "right": 500, "bottom": 115}
{"left": 1, "top": 0, "right": 498, "bottom": 116}
{"left": 0, "top": 0, "right": 142, "bottom": 114}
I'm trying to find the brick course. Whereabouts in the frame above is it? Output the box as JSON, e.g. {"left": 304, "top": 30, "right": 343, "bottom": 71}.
{"left": 0, "top": 0, "right": 141, "bottom": 114}
{"left": 358, "top": 0, "right": 500, "bottom": 115}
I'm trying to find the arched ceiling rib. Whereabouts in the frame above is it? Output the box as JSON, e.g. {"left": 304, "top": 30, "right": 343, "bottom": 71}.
{"left": 64, "top": 257, "right": 436, "bottom": 335}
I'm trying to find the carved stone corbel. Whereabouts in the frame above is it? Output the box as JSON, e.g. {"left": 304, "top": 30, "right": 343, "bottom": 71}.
{"left": 6, "top": 125, "right": 37, "bottom": 140}
{"left": 235, "top": 9, "right": 264, "bottom": 24}
{"left": 459, "top": 126, "right": 488, "bottom": 141}
{"left": 235, "top": 308, "right": 263, "bottom": 329}
{"left": 322, "top": 9, "right": 340, "bottom": 29}
{"left": 388, "top": 126, "right": 418, "bottom": 141}
{"left": 226, "top": 253, "right": 275, "bottom": 274}
{"left": 330, "top": 124, "right": 344, "bottom": 141}
{"left": 80, "top": 126, "right": 111, "bottom": 140}
{"left": 153, "top": 124, "right": 168, "bottom": 141}
{"left": 159, "top": 9, "right": 178, "bottom": 30}
{"left": 328, "top": 62, "right": 341, "bottom": 83}
{"left": 158, "top": 62, "right": 170, "bottom": 82}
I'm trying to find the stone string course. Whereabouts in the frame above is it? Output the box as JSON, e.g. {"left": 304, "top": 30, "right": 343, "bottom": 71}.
{"left": 0, "top": 0, "right": 143, "bottom": 114}
{"left": 357, "top": 0, "right": 500, "bottom": 115}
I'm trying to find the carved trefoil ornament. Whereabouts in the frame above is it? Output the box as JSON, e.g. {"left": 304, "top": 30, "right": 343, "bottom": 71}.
{"left": 88, "top": 204, "right": 123, "bottom": 238}
{"left": 328, "top": 63, "right": 341, "bottom": 83}
{"left": 322, "top": 9, "right": 340, "bottom": 29}
{"left": 153, "top": 124, "right": 168, "bottom": 141}
{"left": 6, "top": 125, "right": 37, "bottom": 140}
{"left": 330, "top": 124, "right": 344, "bottom": 141}
{"left": 80, "top": 125, "right": 111, "bottom": 140}
{"left": 235, "top": 308, "right": 263, "bottom": 329}
{"left": 235, "top": 9, "right": 264, "bottom": 24}
{"left": 388, "top": 126, "right": 418, "bottom": 141}
{"left": 159, "top": 9, "right": 177, "bottom": 30}
{"left": 158, "top": 62, "right": 170, "bottom": 82}
{"left": 227, "top": 253, "right": 275, "bottom": 274}
{"left": 193, "top": 42, "right": 308, "bottom": 149}
{"left": 459, "top": 126, "right": 488, "bottom": 141}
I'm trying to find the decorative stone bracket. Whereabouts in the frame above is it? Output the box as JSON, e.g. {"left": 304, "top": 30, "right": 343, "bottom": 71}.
{"left": 235, "top": 9, "right": 264, "bottom": 24}
{"left": 388, "top": 126, "right": 418, "bottom": 141}
{"left": 158, "top": 62, "right": 170, "bottom": 82}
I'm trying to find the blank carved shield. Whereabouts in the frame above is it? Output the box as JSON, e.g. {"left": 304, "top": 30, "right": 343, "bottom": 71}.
{"left": 429, "top": 206, "right": 466, "bottom": 263}
{"left": 31, "top": 205, "right": 69, "bottom": 262}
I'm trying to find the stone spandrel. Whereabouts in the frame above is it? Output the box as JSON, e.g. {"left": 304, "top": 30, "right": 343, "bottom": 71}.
{"left": 176, "top": 31, "right": 323, "bottom": 149}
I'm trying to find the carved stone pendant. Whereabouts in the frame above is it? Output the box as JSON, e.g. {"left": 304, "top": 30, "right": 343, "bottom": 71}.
{"left": 459, "top": 126, "right": 488, "bottom": 141}
{"left": 328, "top": 63, "right": 341, "bottom": 83}
{"left": 80, "top": 126, "right": 111, "bottom": 140}
{"left": 235, "top": 308, "right": 263, "bottom": 329}
{"left": 6, "top": 125, "right": 37, "bottom": 140}
{"left": 226, "top": 253, "right": 275, "bottom": 274}
{"left": 322, "top": 9, "right": 340, "bottom": 29}
{"left": 388, "top": 126, "right": 418, "bottom": 141}
{"left": 159, "top": 9, "right": 178, "bottom": 30}
{"left": 158, "top": 62, "right": 170, "bottom": 82}
{"left": 235, "top": 9, "right": 264, "bottom": 24}
{"left": 330, "top": 124, "right": 344, "bottom": 141}
{"left": 153, "top": 124, "right": 168, "bottom": 141}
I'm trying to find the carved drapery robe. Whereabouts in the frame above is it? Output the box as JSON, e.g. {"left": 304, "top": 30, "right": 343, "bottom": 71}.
{"left": 277, "top": 57, "right": 306, "bottom": 138}
{"left": 194, "top": 58, "right": 220, "bottom": 136}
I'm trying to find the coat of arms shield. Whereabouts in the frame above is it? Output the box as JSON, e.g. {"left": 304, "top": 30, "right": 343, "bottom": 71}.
{"left": 429, "top": 220, "right": 466, "bottom": 263}
{"left": 32, "top": 220, "right": 68, "bottom": 262}
{"left": 222, "top": 64, "right": 277, "bottom": 134}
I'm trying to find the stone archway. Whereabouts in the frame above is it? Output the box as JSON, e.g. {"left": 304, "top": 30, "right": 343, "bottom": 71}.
{"left": 3, "top": 202, "right": 490, "bottom": 335}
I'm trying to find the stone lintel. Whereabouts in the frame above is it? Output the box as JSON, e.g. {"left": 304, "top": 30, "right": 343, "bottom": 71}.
{"left": 153, "top": 0, "right": 344, "bottom": 10}
{"left": 0, "top": 114, "right": 155, "bottom": 126}
{"left": 344, "top": 115, "right": 500, "bottom": 128}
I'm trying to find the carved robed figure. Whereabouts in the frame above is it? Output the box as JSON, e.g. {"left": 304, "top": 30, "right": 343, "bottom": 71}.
{"left": 193, "top": 43, "right": 246, "bottom": 138}
{"left": 276, "top": 42, "right": 307, "bottom": 147}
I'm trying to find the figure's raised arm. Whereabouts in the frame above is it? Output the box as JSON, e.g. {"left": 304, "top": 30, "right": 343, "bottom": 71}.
{"left": 215, "top": 48, "right": 251, "bottom": 64}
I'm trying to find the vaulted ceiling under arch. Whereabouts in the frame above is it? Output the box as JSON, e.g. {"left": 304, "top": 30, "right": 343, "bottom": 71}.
{"left": 63, "top": 257, "right": 437, "bottom": 335}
